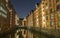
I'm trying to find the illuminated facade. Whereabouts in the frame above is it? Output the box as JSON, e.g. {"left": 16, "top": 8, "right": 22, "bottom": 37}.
{"left": 19, "top": 17, "right": 27, "bottom": 38}
{"left": 26, "top": 0, "right": 60, "bottom": 32}
{"left": 40, "top": 0, "right": 60, "bottom": 30}
{"left": 19, "top": 18, "right": 23, "bottom": 25}
{"left": 33, "top": 3, "right": 40, "bottom": 27}
{"left": 27, "top": 11, "right": 33, "bottom": 27}
{"left": 6, "top": 0, "right": 18, "bottom": 30}
{"left": 26, "top": 10, "right": 33, "bottom": 38}
{"left": 26, "top": 0, "right": 60, "bottom": 38}
{"left": 8, "top": 4, "right": 16, "bottom": 29}
{"left": 17, "top": 0, "right": 60, "bottom": 38}
{"left": 55, "top": 0, "right": 60, "bottom": 30}
{"left": 15, "top": 13, "right": 19, "bottom": 26}
{"left": 0, "top": 0, "right": 8, "bottom": 32}
{"left": 0, "top": 0, "right": 17, "bottom": 33}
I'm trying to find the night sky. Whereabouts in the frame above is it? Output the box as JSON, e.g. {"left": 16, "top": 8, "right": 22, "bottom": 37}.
{"left": 10, "top": 0, "right": 41, "bottom": 18}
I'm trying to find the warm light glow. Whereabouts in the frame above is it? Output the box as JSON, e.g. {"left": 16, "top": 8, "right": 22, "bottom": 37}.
{"left": 37, "top": 19, "right": 38, "bottom": 21}
{"left": 24, "top": 18, "right": 26, "bottom": 21}
{"left": 36, "top": 15, "right": 38, "bottom": 17}
{"left": 6, "top": 0, "right": 8, "bottom": 3}
{"left": 42, "top": 12, "right": 45, "bottom": 15}
{"left": 15, "top": 34, "right": 19, "bottom": 38}
{"left": 42, "top": 8, "right": 44, "bottom": 10}
{"left": 42, "top": 16, "right": 45, "bottom": 19}
{"left": 6, "top": 4, "right": 8, "bottom": 6}
{"left": 36, "top": 23, "right": 38, "bottom": 27}
{"left": 57, "top": 12, "right": 60, "bottom": 13}
{"left": 17, "top": 30, "right": 19, "bottom": 33}
{"left": 9, "top": 9, "right": 12, "bottom": 12}
{"left": 37, "top": 23, "right": 38, "bottom": 24}
{"left": 15, "top": 14, "right": 19, "bottom": 25}
{"left": 43, "top": 22, "right": 45, "bottom": 24}
{"left": 45, "top": 6, "right": 48, "bottom": 9}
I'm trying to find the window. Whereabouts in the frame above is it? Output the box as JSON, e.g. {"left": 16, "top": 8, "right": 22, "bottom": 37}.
{"left": 50, "top": 21, "right": 54, "bottom": 26}
{"left": 58, "top": 14, "right": 60, "bottom": 18}
{"left": 56, "top": 0, "right": 59, "bottom": 2}
{"left": 46, "top": 3, "right": 47, "bottom": 6}
{"left": 57, "top": 12, "right": 60, "bottom": 18}
{"left": 2, "top": 13, "right": 7, "bottom": 18}
{"left": 0, "top": 6, "right": 7, "bottom": 14}
{"left": 6, "top": 0, "right": 8, "bottom": 3}
{"left": 42, "top": 1, "right": 44, "bottom": 4}
{"left": 50, "top": 14, "right": 54, "bottom": 20}
{"left": 24, "top": 21, "right": 26, "bottom": 25}
{"left": 46, "top": 11, "right": 48, "bottom": 15}
{"left": 50, "top": 9, "right": 52, "bottom": 13}
{"left": 58, "top": 21, "right": 60, "bottom": 27}
{"left": 49, "top": 4, "right": 52, "bottom": 7}
{"left": 46, "top": 15, "right": 48, "bottom": 20}
{"left": 56, "top": 5, "right": 60, "bottom": 10}
{"left": 24, "top": 31, "right": 26, "bottom": 34}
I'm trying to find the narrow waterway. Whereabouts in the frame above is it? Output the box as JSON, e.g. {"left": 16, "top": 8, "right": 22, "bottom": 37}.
{"left": 0, "top": 28, "right": 60, "bottom": 38}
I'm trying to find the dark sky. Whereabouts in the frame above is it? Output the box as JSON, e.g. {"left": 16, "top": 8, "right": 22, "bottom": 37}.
{"left": 10, "top": 0, "right": 41, "bottom": 18}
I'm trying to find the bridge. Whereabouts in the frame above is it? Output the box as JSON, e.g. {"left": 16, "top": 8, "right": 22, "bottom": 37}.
{"left": 0, "top": 25, "right": 60, "bottom": 38}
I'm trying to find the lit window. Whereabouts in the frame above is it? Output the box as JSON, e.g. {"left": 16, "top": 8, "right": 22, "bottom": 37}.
{"left": 6, "top": 0, "right": 8, "bottom": 3}
{"left": 50, "top": 21, "right": 54, "bottom": 26}
{"left": 50, "top": 14, "right": 54, "bottom": 20}
{"left": 42, "top": 16, "right": 45, "bottom": 19}
{"left": 6, "top": 4, "right": 8, "bottom": 6}
{"left": 58, "top": 14, "right": 60, "bottom": 18}
{"left": 37, "top": 19, "right": 38, "bottom": 21}
{"left": 57, "top": 12, "right": 60, "bottom": 13}
{"left": 2, "top": 13, "right": 7, "bottom": 18}
{"left": 43, "top": 22, "right": 45, "bottom": 24}
{"left": 17, "top": 30, "right": 19, "bottom": 33}
{"left": 36, "top": 15, "right": 38, "bottom": 17}
{"left": 57, "top": 12, "right": 60, "bottom": 18}
{"left": 37, "top": 23, "right": 38, "bottom": 26}
{"left": 58, "top": 12, "right": 60, "bottom": 27}
{"left": 9, "top": 9, "right": 12, "bottom": 12}
{"left": 0, "top": 6, "right": 7, "bottom": 14}
{"left": 45, "top": 6, "right": 48, "bottom": 10}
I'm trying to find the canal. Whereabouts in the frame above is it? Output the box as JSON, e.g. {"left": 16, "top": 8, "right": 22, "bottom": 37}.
{"left": 0, "top": 27, "right": 60, "bottom": 38}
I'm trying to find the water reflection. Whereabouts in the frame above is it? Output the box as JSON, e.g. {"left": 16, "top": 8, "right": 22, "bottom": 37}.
{"left": 19, "top": 31, "right": 24, "bottom": 38}
{"left": 0, "top": 29, "right": 60, "bottom": 38}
